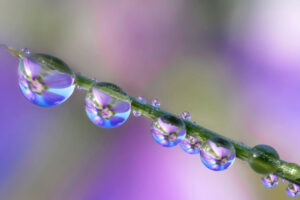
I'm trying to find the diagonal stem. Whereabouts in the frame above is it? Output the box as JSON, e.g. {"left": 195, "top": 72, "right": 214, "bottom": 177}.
{"left": 76, "top": 72, "right": 300, "bottom": 186}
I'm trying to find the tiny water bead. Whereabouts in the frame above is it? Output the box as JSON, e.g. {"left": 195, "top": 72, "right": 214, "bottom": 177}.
{"left": 200, "top": 136, "right": 236, "bottom": 171}
{"left": 180, "top": 135, "right": 202, "bottom": 154}
{"left": 152, "top": 115, "right": 186, "bottom": 147}
{"left": 21, "top": 48, "right": 30, "bottom": 54}
{"left": 132, "top": 110, "right": 142, "bottom": 117}
{"left": 248, "top": 144, "right": 280, "bottom": 175}
{"left": 152, "top": 98, "right": 160, "bottom": 108}
{"left": 261, "top": 174, "right": 279, "bottom": 188}
{"left": 85, "top": 82, "right": 131, "bottom": 128}
{"left": 18, "top": 53, "right": 76, "bottom": 107}
{"left": 180, "top": 111, "right": 191, "bottom": 120}
{"left": 133, "top": 96, "right": 147, "bottom": 117}
{"left": 286, "top": 183, "right": 300, "bottom": 197}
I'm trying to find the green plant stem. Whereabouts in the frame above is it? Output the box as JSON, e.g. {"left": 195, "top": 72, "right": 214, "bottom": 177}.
{"left": 76, "top": 73, "right": 300, "bottom": 186}
{"left": 6, "top": 46, "right": 300, "bottom": 186}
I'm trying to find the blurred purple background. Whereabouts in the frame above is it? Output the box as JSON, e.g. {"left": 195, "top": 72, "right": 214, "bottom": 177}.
{"left": 0, "top": 0, "right": 300, "bottom": 199}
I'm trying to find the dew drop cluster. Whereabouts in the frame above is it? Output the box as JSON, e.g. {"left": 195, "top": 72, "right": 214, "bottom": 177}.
{"left": 13, "top": 47, "right": 300, "bottom": 198}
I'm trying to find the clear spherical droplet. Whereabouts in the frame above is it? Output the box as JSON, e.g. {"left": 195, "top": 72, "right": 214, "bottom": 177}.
{"left": 85, "top": 82, "right": 131, "bottom": 128}
{"left": 132, "top": 110, "right": 142, "bottom": 117}
{"left": 152, "top": 115, "right": 186, "bottom": 147}
{"left": 248, "top": 144, "right": 280, "bottom": 175}
{"left": 18, "top": 54, "right": 76, "bottom": 107}
{"left": 180, "top": 135, "right": 202, "bottom": 154}
{"left": 200, "top": 136, "right": 236, "bottom": 171}
{"left": 180, "top": 111, "right": 191, "bottom": 120}
{"left": 21, "top": 48, "right": 30, "bottom": 54}
{"left": 152, "top": 98, "right": 160, "bottom": 108}
{"left": 286, "top": 183, "right": 300, "bottom": 197}
{"left": 262, "top": 174, "right": 279, "bottom": 188}
{"left": 133, "top": 96, "right": 147, "bottom": 117}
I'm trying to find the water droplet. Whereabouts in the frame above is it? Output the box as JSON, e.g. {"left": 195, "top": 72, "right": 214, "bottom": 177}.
{"left": 200, "top": 136, "right": 236, "bottom": 171}
{"left": 180, "top": 135, "right": 202, "bottom": 154}
{"left": 152, "top": 98, "right": 160, "bottom": 108}
{"left": 248, "top": 144, "right": 280, "bottom": 175}
{"left": 138, "top": 96, "right": 146, "bottom": 103}
{"left": 180, "top": 111, "right": 191, "bottom": 120}
{"left": 152, "top": 115, "right": 186, "bottom": 147}
{"left": 286, "top": 183, "right": 300, "bottom": 197}
{"left": 133, "top": 96, "right": 146, "bottom": 117}
{"left": 18, "top": 54, "right": 76, "bottom": 107}
{"left": 85, "top": 82, "right": 131, "bottom": 128}
{"left": 132, "top": 110, "right": 142, "bottom": 117}
{"left": 262, "top": 174, "right": 279, "bottom": 188}
{"left": 21, "top": 48, "right": 30, "bottom": 54}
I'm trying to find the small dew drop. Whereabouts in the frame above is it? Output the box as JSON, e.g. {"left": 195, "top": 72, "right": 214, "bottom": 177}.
{"left": 21, "top": 48, "right": 30, "bottom": 54}
{"left": 152, "top": 98, "right": 160, "bottom": 108}
{"left": 180, "top": 111, "right": 191, "bottom": 120}
{"left": 262, "top": 174, "right": 279, "bottom": 188}
{"left": 138, "top": 96, "right": 146, "bottom": 103}
{"left": 286, "top": 183, "right": 300, "bottom": 197}
{"left": 132, "top": 110, "right": 142, "bottom": 117}
{"left": 180, "top": 135, "right": 202, "bottom": 154}
{"left": 133, "top": 96, "right": 147, "bottom": 117}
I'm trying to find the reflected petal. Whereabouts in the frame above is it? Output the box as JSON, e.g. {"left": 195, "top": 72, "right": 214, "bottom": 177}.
{"left": 110, "top": 116, "right": 124, "bottom": 127}
{"left": 23, "top": 57, "right": 41, "bottom": 79}
{"left": 112, "top": 102, "right": 130, "bottom": 113}
{"left": 92, "top": 89, "right": 111, "bottom": 107}
{"left": 42, "top": 91, "right": 65, "bottom": 105}
{"left": 43, "top": 73, "right": 74, "bottom": 89}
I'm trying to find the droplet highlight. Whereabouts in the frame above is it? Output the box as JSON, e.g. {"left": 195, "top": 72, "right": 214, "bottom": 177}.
{"left": 152, "top": 115, "right": 186, "bottom": 147}
{"left": 180, "top": 135, "right": 202, "bottom": 154}
{"left": 18, "top": 54, "right": 76, "bottom": 107}
{"left": 85, "top": 82, "right": 131, "bottom": 128}
{"left": 262, "top": 174, "right": 279, "bottom": 188}
{"left": 200, "top": 136, "right": 236, "bottom": 171}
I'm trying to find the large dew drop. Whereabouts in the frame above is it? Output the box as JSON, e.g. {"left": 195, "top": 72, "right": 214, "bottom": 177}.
{"left": 152, "top": 115, "right": 186, "bottom": 147}
{"left": 200, "top": 136, "right": 236, "bottom": 171}
{"left": 18, "top": 53, "right": 76, "bottom": 107}
{"left": 85, "top": 82, "right": 131, "bottom": 128}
